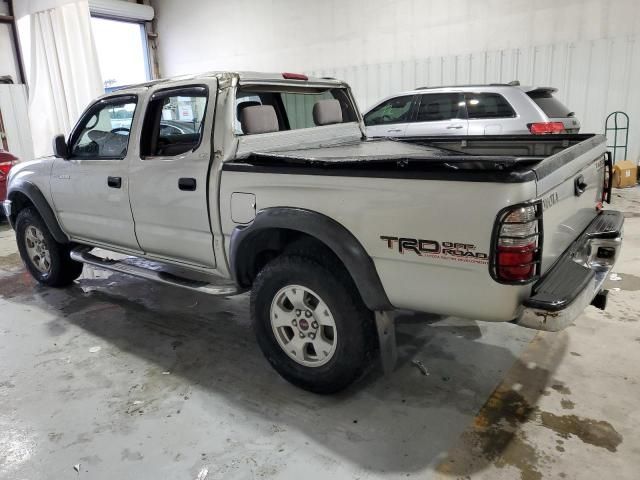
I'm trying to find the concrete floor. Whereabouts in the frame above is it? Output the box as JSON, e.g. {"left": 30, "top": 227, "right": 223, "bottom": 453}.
{"left": 1, "top": 188, "right": 639, "bottom": 480}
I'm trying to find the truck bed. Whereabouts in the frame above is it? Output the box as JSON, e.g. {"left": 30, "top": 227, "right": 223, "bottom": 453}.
{"left": 227, "top": 134, "right": 603, "bottom": 184}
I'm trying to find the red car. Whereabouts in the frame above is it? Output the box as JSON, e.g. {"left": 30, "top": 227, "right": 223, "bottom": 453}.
{"left": 0, "top": 150, "right": 18, "bottom": 218}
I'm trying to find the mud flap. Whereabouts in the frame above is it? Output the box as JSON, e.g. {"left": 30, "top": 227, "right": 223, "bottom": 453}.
{"left": 375, "top": 311, "right": 397, "bottom": 374}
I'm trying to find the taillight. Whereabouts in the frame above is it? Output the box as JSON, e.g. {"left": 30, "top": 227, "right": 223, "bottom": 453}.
{"left": 528, "top": 122, "right": 566, "bottom": 134}
{"left": 490, "top": 202, "right": 543, "bottom": 284}
{"left": 0, "top": 161, "right": 13, "bottom": 177}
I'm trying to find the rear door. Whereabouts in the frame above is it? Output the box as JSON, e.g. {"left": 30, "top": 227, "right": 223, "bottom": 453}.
{"left": 404, "top": 92, "right": 467, "bottom": 136}
{"left": 526, "top": 88, "right": 581, "bottom": 133}
{"left": 364, "top": 95, "right": 415, "bottom": 137}
{"left": 128, "top": 80, "right": 217, "bottom": 268}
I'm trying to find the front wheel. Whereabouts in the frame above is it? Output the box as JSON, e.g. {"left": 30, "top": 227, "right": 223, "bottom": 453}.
{"left": 15, "top": 208, "right": 83, "bottom": 287}
{"left": 251, "top": 255, "right": 376, "bottom": 394}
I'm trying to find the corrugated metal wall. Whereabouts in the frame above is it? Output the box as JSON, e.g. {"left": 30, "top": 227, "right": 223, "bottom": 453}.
{"left": 312, "top": 35, "right": 640, "bottom": 161}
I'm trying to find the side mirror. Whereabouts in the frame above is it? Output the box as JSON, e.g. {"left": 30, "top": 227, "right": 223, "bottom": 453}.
{"left": 52, "top": 134, "right": 69, "bottom": 159}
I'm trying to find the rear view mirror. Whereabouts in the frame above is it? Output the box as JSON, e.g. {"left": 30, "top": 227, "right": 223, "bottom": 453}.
{"left": 52, "top": 134, "right": 69, "bottom": 159}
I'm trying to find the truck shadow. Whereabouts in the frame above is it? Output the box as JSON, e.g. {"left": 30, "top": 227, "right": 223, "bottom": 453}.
{"left": 21, "top": 268, "right": 563, "bottom": 475}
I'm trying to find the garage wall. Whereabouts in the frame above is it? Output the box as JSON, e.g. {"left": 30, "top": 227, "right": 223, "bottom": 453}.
{"left": 151, "top": 0, "right": 640, "bottom": 161}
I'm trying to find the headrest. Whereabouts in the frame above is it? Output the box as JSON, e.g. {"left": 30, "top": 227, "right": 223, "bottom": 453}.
{"left": 312, "top": 99, "right": 343, "bottom": 126}
{"left": 237, "top": 100, "right": 261, "bottom": 119}
{"left": 240, "top": 105, "right": 279, "bottom": 135}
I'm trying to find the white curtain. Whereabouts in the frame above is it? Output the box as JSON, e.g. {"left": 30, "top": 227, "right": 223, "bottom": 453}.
{"left": 17, "top": 0, "right": 103, "bottom": 157}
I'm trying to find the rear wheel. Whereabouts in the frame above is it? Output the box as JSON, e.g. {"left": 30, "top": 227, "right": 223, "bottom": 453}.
{"left": 251, "top": 255, "right": 376, "bottom": 394}
{"left": 15, "top": 208, "right": 83, "bottom": 286}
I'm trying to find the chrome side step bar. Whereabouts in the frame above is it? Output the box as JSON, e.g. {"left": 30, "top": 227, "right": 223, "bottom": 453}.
{"left": 70, "top": 247, "right": 240, "bottom": 296}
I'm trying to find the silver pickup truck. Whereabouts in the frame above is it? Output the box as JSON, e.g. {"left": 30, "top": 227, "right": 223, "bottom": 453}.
{"left": 3, "top": 71, "right": 623, "bottom": 393}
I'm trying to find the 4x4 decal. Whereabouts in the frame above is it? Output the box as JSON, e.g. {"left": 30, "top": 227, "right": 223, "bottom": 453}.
{"left": 380, "top": 236, "right": 488, "bottom": 264}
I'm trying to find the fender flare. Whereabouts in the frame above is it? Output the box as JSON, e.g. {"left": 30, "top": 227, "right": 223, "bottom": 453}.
{"left": 229, "top": 207, "right": 392, "bottom": 311}
{"left": 8, "top": 181, "right": 70, "bottom": 244}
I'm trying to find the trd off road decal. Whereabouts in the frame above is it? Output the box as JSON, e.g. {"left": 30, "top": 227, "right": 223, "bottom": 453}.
{"left": 380, "top": 236, "right": 488, "bottom": 265}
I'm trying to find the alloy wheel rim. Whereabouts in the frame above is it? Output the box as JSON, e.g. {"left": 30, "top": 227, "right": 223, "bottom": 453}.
{"left": 270, "top": 285, "right": 337, "bottom": 367}
{"left": 24, "top": 225, "right": 51, "bottom": 274}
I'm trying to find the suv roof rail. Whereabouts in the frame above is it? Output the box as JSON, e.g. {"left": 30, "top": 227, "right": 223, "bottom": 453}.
{"left": 416, "top": 81, "right": 521, "bottom": 90}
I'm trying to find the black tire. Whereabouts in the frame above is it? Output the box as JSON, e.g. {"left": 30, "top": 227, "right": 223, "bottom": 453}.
{"left": 251, "top": 254, "right": 376, "bottom": 394}
{"left": 15, "top": 207, "right": 83, "bottom": 287}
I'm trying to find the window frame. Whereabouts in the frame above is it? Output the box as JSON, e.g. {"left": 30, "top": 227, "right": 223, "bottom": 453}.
{"left": 235, "top": 85, "right": 359, "bottom": 135}
{"left": 464, "top": 92, "right": 517, "bottom": 120}
{"left": 412, "top": 92, "right": 467, "bottom": 123}
{"left": 67, "top": 94, "right": 138, "bottom": 161}
{"left": 364, "top": 95, "right": 418, "bottom": 127}
{"left": 139, "top": 85, "right": 209, "bottom": 159}
{"left": 90, "top": 14, "right": 152, "bottom": 91}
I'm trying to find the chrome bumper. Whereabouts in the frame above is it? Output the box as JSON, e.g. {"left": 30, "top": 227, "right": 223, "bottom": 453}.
{"left": 516, "top": 211, "right": 623, "bottom": 332}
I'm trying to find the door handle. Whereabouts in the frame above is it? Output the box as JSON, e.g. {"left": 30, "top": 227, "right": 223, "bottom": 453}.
{"left": 178, "top": 177, "right": 197, "bottom": 191}
{"left": 446, "top": 125, "right": 464, "bottom": 129}
{"left": 387, "top": 129, "right": 402, "bottom": 133}
{"left": 107, "top": 176, "right": 122, "bottom": 188}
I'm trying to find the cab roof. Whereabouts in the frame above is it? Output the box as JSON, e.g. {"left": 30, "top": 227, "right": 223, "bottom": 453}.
{"left": 103, "top": 71, "right": 346, "bottom": 98}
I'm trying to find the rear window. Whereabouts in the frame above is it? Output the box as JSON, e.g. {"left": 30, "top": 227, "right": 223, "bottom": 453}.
{"left": 235, "top": 87, "right": 357, "bottom": 134}
{"left": 527, "top": 90, "right": 572, "bottom": 118}
{"left": 466, "top": 93, "right": 516, "bottom": 119}
{"left": 415, "top": 93, "right": 465, "bottom": 122}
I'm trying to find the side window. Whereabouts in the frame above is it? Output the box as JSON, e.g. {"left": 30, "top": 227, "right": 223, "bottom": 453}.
{"left": 415, "top": 93, "right": 464, "bottom": 122}
{"left": 140, "top": 87, "right": 207, "bottom": 157}
{"left": 70, "top": 98, "right": 137, "bottom": 159}
{"left": 466, "top": 93, "right": 516, "bottom": 119}
{"left": 364, "top": 95, "right": 414, "bottom": 126}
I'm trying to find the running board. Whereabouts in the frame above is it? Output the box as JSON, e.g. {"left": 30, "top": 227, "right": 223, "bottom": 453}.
{"left": 70, "top": 248, "right": 240, "bottom": 296}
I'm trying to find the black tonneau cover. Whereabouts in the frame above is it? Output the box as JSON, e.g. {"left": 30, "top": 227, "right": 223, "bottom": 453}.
{"left": 224, "top": 134, "right": 602, "bottom": 184}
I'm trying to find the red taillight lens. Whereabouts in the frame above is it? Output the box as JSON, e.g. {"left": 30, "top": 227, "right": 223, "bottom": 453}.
{"left": 282, "top": 72, "right": 308, "bottom": 81}
{"left": 491, "top": 203, "right": 542, "bottom": 283}
{"left": 497, "top": 243, "right": 536, "bottom": 280}
{"left": 0, "top": 161, "right": 13, "bottom": 177}
{"left": 528, "top": 122, "right": 566, "bottom": 135}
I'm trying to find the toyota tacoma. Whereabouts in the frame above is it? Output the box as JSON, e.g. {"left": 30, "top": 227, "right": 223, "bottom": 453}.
{"left": 3, "top": 72, "right": 623, "bottom": 393}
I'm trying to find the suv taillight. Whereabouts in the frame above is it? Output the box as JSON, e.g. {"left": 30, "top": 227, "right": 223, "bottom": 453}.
{"left": 0, "top": 160, "right": 14, "bottom": 177}
{"left": 490, "top": 202, "right": 543, "bottom": 284}
{"left": 528, "top": 122, "right": 565, "bottom": 134}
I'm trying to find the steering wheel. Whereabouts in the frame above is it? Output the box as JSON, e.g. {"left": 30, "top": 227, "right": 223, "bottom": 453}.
{"left": 110, "top": 127, "right": 130, "bottom": 135}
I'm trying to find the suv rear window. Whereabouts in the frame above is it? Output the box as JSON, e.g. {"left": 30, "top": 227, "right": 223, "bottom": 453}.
{"left": 526, "top": 90, "right": 572, "bottom": 118}
{"left": 235, "top": 87, "right": 357, "bottom": 134}
{"left": 466, "top": 93, "right": 516, "bottom": 119}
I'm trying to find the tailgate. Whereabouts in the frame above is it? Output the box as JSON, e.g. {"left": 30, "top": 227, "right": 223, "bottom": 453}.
{"left": 533, "top": 135, "right": 609, "bottom": 272}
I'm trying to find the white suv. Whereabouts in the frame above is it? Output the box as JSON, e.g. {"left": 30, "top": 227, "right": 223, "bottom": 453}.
{"left": 364, "top": 82, "right": 580, "bottom": 138}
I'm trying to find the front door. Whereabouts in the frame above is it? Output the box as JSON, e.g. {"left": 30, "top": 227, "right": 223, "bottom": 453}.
{"left": 404, "top": 92, "right": 468, "bottom": 136}
{"left": 128, "top": 82, "right": 217, "bottom": 268}
{"left": 50, "top": 95, "right": 140, "bottom": 251}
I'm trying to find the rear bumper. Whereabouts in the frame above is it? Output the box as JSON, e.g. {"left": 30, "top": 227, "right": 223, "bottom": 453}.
{"left": 515, "top": 210, "right": 623, "bottom": 332}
